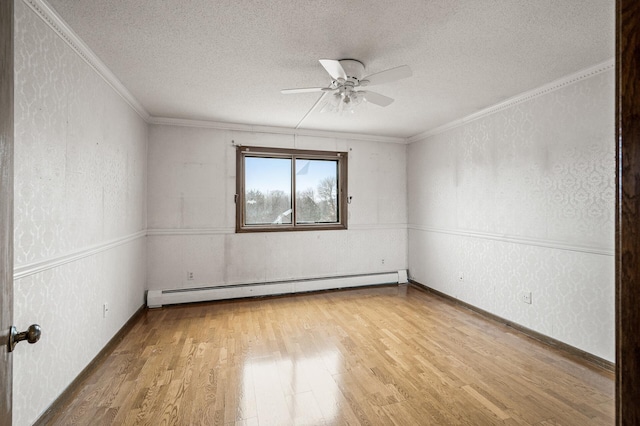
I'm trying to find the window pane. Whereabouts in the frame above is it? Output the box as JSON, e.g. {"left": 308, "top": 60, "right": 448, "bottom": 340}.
{"left": 295, "top": 159, "right": 338, "bottom": 224}
{"left": 245, "top": 156, "right": 292, "bottom": 225}
{"left": 236, "top": 146, "right": 347, "bottom": 233}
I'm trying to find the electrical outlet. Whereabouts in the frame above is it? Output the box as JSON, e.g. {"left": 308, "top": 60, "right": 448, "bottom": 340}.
{"left": 521, "top": 291, "right": 532, "bottom": 304}
{"left": 187, "top": 271, "right": 194, "bottom": 280}
{"left": 103, "top": 303, "right": 109, "bottom": 318}
{"left": 458, "top": 271, "right": 464, "bottom": 282}
{"left": 381, "top": 259, "right": 385, "bottom": 265}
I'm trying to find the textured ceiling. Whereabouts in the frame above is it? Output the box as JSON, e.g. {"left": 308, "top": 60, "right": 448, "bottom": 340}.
{"left": 46, "top": 0, "right": 614, "bottom": 139}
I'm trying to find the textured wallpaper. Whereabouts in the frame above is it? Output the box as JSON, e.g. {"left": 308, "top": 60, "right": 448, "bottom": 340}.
{"left": 146, "top": 125, "right": 408, "bottom": 291}
{"left": 12, "top": 2, "right": 148, "bottom": 425}
{"left": 9, "top": 2, "right": 615, "bottom": 425}
{"left": 407, "top": 69, "right": 615, "bottom": 361}
{"left": 13, "top": 9, "right": 147, "bottom": 265}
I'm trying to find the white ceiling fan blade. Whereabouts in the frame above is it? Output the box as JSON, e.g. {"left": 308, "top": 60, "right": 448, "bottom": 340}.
{"left": 361, "top": 91, "right": 394, "bottom": 107}
{"left": 363, "top": 65, "right": 412, "bottom": 86}
{"left": 319, "top": 59, "right": 347, "bottom": 80}
{"left": 281, "top": 87, "right": 327, "bottom": 94}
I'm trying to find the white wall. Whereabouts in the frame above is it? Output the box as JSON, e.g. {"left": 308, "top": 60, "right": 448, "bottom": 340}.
{"left": 407, "top": 67, "right": 615, "bottom": 361}
{"left": 147, "top": 125, "right": 407, "bottom": 290}
{"left": 12, "top": 2, "right": 148, "bottom": 425}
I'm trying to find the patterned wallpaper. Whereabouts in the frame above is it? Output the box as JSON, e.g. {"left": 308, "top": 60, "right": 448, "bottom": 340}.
{"left": 146, "top": 125, "right": 408, "bottom": 291}
{"left": 12, "top": 2, "right": 148, "bottom": 425}
{"left": 9, "top": 1, "right": 615, "bottom": 424}
{"left": 13, "top": 13, "right": 147, "bottom": 265}
{"left": 407, "top": 68, "right": 615, "bottom": 361}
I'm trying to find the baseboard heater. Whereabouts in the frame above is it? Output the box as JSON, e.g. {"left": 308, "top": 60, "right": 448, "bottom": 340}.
{"left": 147, "top": 270, "right": 408, "bottom": 308}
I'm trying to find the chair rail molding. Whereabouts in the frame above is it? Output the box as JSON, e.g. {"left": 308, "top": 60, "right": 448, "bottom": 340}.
{"left": 13, "top": 231, "right": 147, "bottom": 280}
{"left": 408, "top": 224, "right": 614, "bottom": 257}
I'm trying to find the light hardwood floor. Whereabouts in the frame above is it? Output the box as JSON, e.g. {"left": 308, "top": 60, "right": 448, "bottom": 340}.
{"left": 46, "top": 285, "right": 614, "bottom": 425}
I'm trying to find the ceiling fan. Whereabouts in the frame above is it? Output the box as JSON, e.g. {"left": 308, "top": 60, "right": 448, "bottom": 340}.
{"left": 281, "top": 59, "right": 412, "bottom": 113}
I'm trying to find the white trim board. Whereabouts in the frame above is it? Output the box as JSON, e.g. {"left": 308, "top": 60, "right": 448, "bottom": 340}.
{"left": 408, "top": 225, "right": 614, "bottom": 256}
{"left": 146, "top": 223, "right": 408, "bottom": 237}
{"left": 24, "top": 1, "right": 614, "bottom": 145}
{"left": 146, "top": 227, "right": 235, "bottom": 237}
{"left": 149, "top": 117, "right": 406, "bottom": 144}
{"left": 24, "top": 1, "right": 403, "bottom": 144}
{"left": 406, "top": 59, "right": 615, "bottom": 144}
{"left": 13, "top": 231, "right": 147, "bottom": 280}
{"left": 13, "top": 223, "right": 408, "bottom": 278}
{"left": 147, "top": 270, "right": 409, "bottom": 308}
{"left": 23, "top": 0, "right": 150, "bottom": 121}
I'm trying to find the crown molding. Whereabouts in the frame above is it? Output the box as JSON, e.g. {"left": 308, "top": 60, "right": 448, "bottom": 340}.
{"left": 148, "top": 116, "right": 407, "bottom": 144}
{"left": 23, "top": 0, "right": 614, "bottom": 146}
{"left": 23, "top": 0, "right": 151, "bottom": 121}
{"left": 18, "top": 0, "right": 401, "bottom": 146}
{"left": 21, "top": 0, "right": 400, "bottom": 143}
{"left": 407, "top": 59, "right": 615, "bottom": 144}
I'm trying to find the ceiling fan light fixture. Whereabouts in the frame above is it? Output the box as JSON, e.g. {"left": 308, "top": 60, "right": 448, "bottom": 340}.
{"left": 288, "top": 58, "right": 412, "bottom": 115}
{"left": 351, "top": 91, "right": 363, "bottom": 105}
{"left": 320, "top": 92, "right": 340, "bottom": 113}
{"left": 320, "top": 87, "right": 363, "bottom": 115}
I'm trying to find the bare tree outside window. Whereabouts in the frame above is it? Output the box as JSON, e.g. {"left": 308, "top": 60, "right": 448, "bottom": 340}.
{"left": 296, "top": 160, "right": 338, "bottom": 224}
{"left": 244, "top": 157, "right": 292, "bottom": 225}
{"left": 317, "top": 176, "right": 338, "bottom": 222}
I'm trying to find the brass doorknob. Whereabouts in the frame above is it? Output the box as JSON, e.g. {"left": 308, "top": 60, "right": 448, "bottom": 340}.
{"left": 8, "top": 324, "right": 41, "bottom": 352}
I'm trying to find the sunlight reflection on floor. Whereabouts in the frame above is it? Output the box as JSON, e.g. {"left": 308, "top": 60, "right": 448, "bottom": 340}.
{"left": 244, "top": 350, "right": 341, "bottom": 424}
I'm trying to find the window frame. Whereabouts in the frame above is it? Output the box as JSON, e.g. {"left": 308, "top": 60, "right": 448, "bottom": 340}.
{"left": 236, "top": 145, "right": 348, "bottom": 233}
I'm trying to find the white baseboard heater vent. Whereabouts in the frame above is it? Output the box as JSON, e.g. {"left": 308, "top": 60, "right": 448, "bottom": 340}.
{"left": 147, "top": 270, "right": 408, "bottom": 308}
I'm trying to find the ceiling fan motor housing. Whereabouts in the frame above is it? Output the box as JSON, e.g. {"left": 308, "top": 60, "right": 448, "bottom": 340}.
{"left": 339, "top": 59, "right": 365, "bottom": 82}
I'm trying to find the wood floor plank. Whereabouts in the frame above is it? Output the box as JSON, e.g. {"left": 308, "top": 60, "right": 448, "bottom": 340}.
{"left": 44, "top": 285, "right": 614, "bottom": 425}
